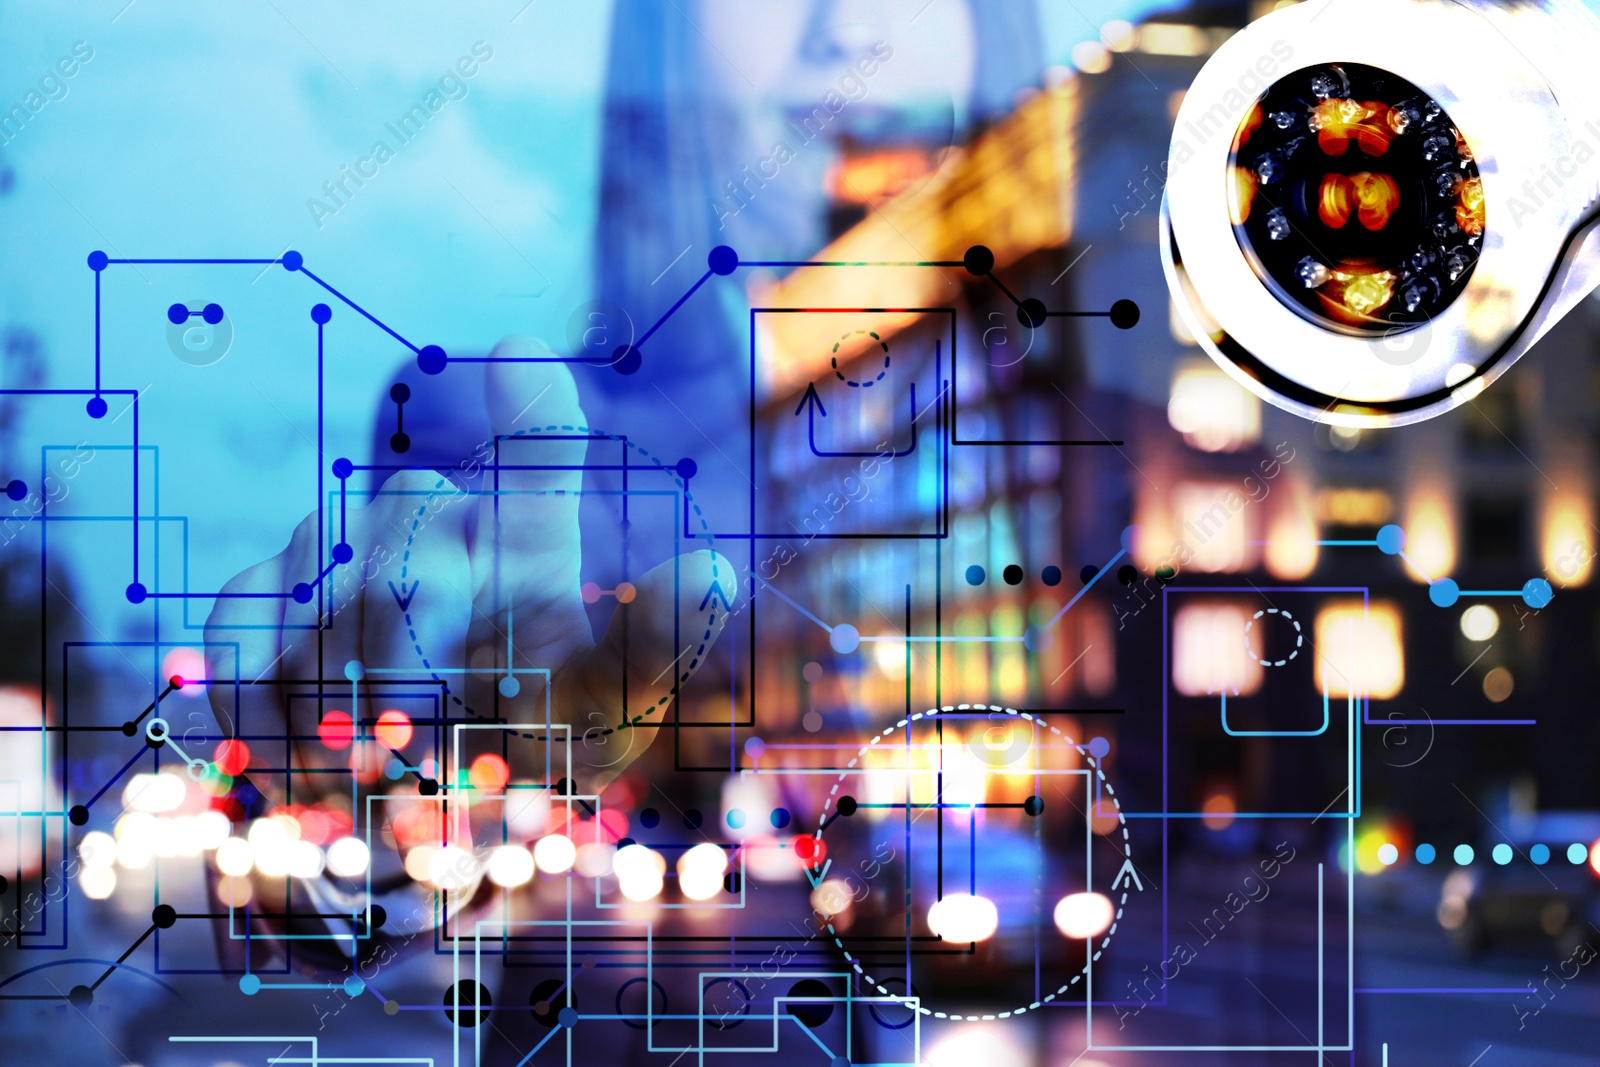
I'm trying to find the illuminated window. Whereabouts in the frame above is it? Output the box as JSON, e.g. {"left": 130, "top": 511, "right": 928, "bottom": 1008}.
{"left": 1316, "top": 488, "right": 1393, "bottom": 527}
{"left": 1138, "top": 23, "right": 1210, "bottom": 56}
{"left": 1267, "top": 495, "right": 1318, "bottom": 585}
{"left": 827, "top": 148, "right": 932, "bottom": 205}
{"left": 1172, "top": 481, "right": 1257, "bottom": 572}
{"left": 1543, "top": 490, "right": 1593, "bottom": 586}
{"left": 1315, "top": 601, "right": 1404, "bottom": 699}
{"left": 1402, "top": 488, "right": 1456, "bottom": 582}
{"left": 991, "top": 604, "right": 1027, "bottom": 703}
{"left": 954, "top": 611, "right": 988, "bottom": 696}
{"left": 1172, "top": 602, "right": 1264, "bottom": 696}
{"left": 1167, "top": 363, "right": 1261, "bottom": 453}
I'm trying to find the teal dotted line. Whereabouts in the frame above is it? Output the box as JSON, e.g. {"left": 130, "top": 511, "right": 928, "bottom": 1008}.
{"left": 397, "top": 423, "right": 720, "bottom": 739}
{"left": 814, "top": 704, "right": 1131, "bottom": 1022}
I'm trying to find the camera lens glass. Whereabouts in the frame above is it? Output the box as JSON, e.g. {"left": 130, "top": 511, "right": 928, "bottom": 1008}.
{"left": 1228, "top": 62, "right": 1483, "bottom": 334}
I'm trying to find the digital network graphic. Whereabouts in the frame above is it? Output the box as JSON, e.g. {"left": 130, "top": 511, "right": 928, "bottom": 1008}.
{"left": 6, "top": 3, "right": 1600, "bottom": 1066}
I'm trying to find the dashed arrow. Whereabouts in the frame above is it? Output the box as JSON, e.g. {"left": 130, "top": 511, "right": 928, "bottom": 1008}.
{"left": 803, "top": 856, "right": 833, "bottom": 889}
{"left": 699, "top": 580, "right": 733, "bottom": 613}
{"left": 388, "top": 580, "right": 419, "bottom": 611}
{"left": 1111, "top": 858, "right": 1144, "bottom": 891}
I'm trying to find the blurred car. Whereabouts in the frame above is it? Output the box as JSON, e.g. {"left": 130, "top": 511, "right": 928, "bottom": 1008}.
{"left": 1437, "top": 814, "right": 1600, "bottom": 958}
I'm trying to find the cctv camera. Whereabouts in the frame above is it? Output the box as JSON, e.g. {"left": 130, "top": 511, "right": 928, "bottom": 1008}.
{"left": 1161, "top": 0, "right": 1600, "bottom": 426}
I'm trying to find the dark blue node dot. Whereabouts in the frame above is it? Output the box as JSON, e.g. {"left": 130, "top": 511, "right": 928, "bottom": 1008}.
{"left": 389, "top": 382, "right": 410, "bottom": 404}
{"left": 417, "top": 345, "right": 448, "bottom": 375}
{"left": 292, "top": 583, "right": 314, "bottom": 604}
{"left": 332, "top": 543, "right": 354, "bottom": 565}
{"left": 770, "top": 807, "right": 791, "bottom": 829}
{"left": 86, "top": 396, "right": 108, "bottom": 419}
{"left": 1376, "top": 524, "right": 1406, "bottom": 555}
{"left": 965, "top": 565, "right": 986, "bottom": 586}
{"left": 310, "top": 302, "right": 332, "bottom": 324}
{"left": 331, "top": 457, "right": 354, "bottom": 479}
{"left": 1042, "top": 565, "right": 1062, "bottom": 586}
{"left": 87, "top": 250, "right": 108, "bottom": 271}
{"left": 202, "top": 302, "right": 225, "bottom": 325}
{"left": 557, "top": 1006, "right": 578, "bottom": 1028}
{"left": 1080, "top": 564, "right": 1099, "bottom": 584}
{"left": 281, "top": 250, "right": 303, "bottom": 271}
{"left": 676, "top": 457, "right": 697, "bottom": 480}
{"left": 707, "top": 245, "right": 739, "bottom": 275}
{"left": 5, "top": 480, "right": 25, "bottom": 502}
{"left": 1109, "top": 299, "right": 1141, "bottom": 329}
{"left": 125, "top": 582, "right": 148, "bottom": 604}
{"left": 963, "top": 245, "right": 994, "bottom": 276}
{"left": 683, "top": 809, "right": 704, "bottom": 829}
{"left": 1002, "top": 564, "right": 1024, "bottom": 585}
{"left": 612, "top": 344, "right": 641, "bottom": 375}
{"left": 639, "top": 807, "right": 660, "bottom": 829}
{"left": 1429, "top": 578, "right": 1460, "bottom": 608}
{"left": 616, "top": 837, "right": 636, "bottom": 850}
{"left": 390, "top": 432, "right": 411, "bottom": 454}
{"left": 1018, "top": 298, "right": 1048, "bottom": 329}
{"left": 167, "top": 302, "right": 190, "bottom": 325}
{"left": 68, "top": 804, "right": 89, "bottom": 826}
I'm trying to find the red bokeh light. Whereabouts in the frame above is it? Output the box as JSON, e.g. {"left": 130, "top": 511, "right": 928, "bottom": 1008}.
{"left": 213, "top": 738, "right": 251, "bottom": 776}
{"left": 318, "top": 710, "right": 354, "bottom": 750}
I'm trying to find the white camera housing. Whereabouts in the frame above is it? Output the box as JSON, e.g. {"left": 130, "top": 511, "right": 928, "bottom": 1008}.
{"left": 1162, "top": 0, "right": 1600, "bottom": 426}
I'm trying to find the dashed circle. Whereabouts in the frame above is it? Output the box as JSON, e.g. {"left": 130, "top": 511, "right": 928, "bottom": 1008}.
{"left": 397, "top": 424, "right": 724, "bottom": 740}
{"left": 1242, "top": 607, "right": 1301, "bottom": 667}
{"left": 830, "top": 330, "right": 889, "bottom": 388}
{"left": 813, "top": 703, "right": 1131, "bottom": 1021}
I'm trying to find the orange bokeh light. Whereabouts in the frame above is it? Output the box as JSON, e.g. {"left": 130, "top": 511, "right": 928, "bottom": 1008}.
{"left": 1201, "top": 792, "right": 1237, "bottom": 831}
{"left": 1313, "top": 99, "right": 1393, "bottom": 157}
{"left": 1456, "top": 177, "right": 1485, "bottom": 235}
{"left": 375, "top": 709, "right": 413, "bottom": 750}
{"left": 470, "top": 754, "right": 510, "bottom": 794}
{"left": 1317, "top": 172, "right": 1399, "bottom": 232}
{"left": 1230, "top": 166, "right": 1257, "bottom": 225}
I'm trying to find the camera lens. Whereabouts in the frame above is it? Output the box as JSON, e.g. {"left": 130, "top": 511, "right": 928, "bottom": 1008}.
{"left": 1228, "top": 62, "right": 1483, "bottom": 334}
